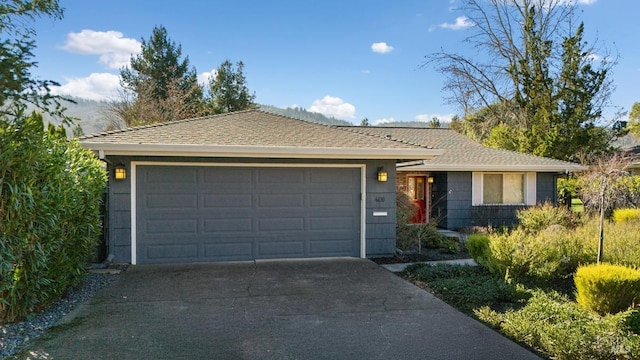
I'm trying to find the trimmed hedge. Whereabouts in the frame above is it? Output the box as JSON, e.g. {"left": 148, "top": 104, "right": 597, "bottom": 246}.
{"left": 0, "top": 113, "right": 107, "bottom": 323}
{"left": 575, "top": 263, "right": 640, "bottom": 315}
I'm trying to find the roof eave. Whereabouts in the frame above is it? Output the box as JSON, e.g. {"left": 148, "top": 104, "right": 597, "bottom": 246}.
{"left": 81, "top": 142, "right": 444, "bottom": 160}
{"left": 397, "top": 163, "right": 586, "bottom": 172}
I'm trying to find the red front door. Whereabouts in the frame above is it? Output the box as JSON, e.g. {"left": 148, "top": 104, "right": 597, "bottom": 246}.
{"left": 407, "top": 176, "right": 427, "bottom": 223}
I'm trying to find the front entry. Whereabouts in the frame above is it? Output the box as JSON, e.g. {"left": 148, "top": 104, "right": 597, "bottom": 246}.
{"left": 407, "top": 175, "right": 427, "bottom": 224}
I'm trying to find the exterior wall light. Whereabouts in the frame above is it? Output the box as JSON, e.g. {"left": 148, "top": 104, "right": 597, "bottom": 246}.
{"left": 114, "top": 163, "right": 127, "bottom": 180}
{"left": 377, "top": 167, "right": 388, "bottom": 182}
{"left": 428, "top": 176, "right": 434, "bottom": 184}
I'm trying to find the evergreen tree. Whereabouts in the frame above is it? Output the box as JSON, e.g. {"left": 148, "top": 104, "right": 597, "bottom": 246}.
{"left": 117, "top": 25, "right": 202, "bottom": 125}
{"left": 628, "top": 102, "right": 640, "bottom": 139}
{"left": 206, "top": 60, "right": 255, "bottom": 113}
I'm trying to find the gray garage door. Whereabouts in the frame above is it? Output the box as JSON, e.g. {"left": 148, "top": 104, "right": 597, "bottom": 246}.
{"left": 136, "top": 165, "right": 361, "bottom": 264}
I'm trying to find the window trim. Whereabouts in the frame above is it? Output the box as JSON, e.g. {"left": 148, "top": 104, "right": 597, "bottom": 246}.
{"left": 472, "top": 172, "right": 536, "bottom": 206}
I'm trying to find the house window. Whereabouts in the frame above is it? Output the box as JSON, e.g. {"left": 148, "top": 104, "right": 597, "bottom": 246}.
{"left": 482, "top": 173, "right": 524, "bottom": 204}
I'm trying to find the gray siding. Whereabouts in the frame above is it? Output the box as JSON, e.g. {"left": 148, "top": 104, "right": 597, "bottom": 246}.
{"left": 446, "top": 172, "right": 472, "bottom": 229}
{"left": 365, "top": 159, "right": 397, "bottom": 257}
{"left": 105, "top": 156, "right": 397, "bottom": 263}
{"left": 107, "top": 156, "right": 132, "bottom": 262}
{"left": 430, "top": 172, "right": 448, "bottom": 228}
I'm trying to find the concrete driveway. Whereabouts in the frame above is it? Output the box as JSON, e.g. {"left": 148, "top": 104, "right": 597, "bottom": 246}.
{"left": 19, "top": 259, "right": 540, "bottom": 360}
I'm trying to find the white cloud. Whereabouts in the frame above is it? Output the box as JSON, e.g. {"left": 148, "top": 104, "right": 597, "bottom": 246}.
{"left": 558, "top": 0, "right": 597, "bottom": 4}
{"left": 198, "top": 69, "right": 217, "bottom": 85}
{"left": 51, "top": 73, "right": 122, "bottom": 101}
{"left": 61, "top": 30, "right": 141, "bottom": 69}
{"left": 373, "top": 117, "right": 396, "bottom": 125}
{"left": 309, "top": 96, "right": 356, "bottom": 119}
{"left": 415, "top": 113, "right": 456, "bottom": 123}
{"left": 361, "top": 69, "right": 371, "bottom": 74}
{"left": 371, "top": 42, "right": 394, "bottom": 54}
{"left": 439, "top": 16, "right": 474, "bottom": 30}
{"left": 587, "top": 53, "right": 601, "bottom": 61}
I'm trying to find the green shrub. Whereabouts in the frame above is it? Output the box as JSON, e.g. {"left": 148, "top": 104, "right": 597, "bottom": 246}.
{"left": 396, "top": 189, "right": 456, "bottom": 253}
{"left": 575, "top": 263, "right": 640, "bottom": 315}
{"left": 516, "top": 203, "right": 578, "bottom": 234}
{"left": 613, "top": 208, "right": 640, "bottom": 224}
{"left": 476, "top": 290, "right": 640, "bottom": 360}
{"left": 488, "top": 227, "right": 589, "bottom": 280}
{"left": 0, "top": 113, "right": 107, "bottom": 323}
{"left": 466, "top": 234, "right": 492, "bottom": 269}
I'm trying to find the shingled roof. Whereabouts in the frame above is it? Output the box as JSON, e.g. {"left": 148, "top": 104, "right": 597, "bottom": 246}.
{"left": 79, "top": 110, "right": 443, "bottom": 160}
{"left": 339, "top": 126, "right": 584, "bottom": 172}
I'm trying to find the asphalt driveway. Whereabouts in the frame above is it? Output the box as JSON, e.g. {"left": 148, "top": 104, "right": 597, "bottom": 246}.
{"left": 18, "top": 259, "right": 540, "bottom": 359}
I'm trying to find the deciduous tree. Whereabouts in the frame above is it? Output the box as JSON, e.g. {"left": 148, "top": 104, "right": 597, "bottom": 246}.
{"left": 427, "top": 0, "right": 617, "bottom": 161}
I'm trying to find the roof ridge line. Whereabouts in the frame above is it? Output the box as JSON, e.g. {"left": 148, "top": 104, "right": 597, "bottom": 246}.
{"left": 78, "top": 109, "right": 258, "bottom": 140}
{"left": 254, "top": 107, "right": 346, "bottom": 128}
{"left": 481, "top": 145, "right": 578, "bottom": 165}
{"left": 336, "top": 126, "right": 433, "bottom": 149}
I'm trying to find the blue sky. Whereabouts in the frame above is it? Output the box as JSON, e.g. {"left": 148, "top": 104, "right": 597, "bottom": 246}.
{"left": 30, "top": 0, "right": 639, "bottom": 125}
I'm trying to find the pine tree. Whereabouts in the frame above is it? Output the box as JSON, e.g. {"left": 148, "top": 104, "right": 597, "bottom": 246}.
{"left": 206, "top": 60, "right": 256, "bottom": 113}
{"left": 117, "top": 25, "right": 203, "bottom": 125}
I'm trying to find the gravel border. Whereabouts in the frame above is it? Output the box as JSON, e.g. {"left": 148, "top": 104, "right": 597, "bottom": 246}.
{"left": 0, "top": 266, "right": 126, "bottom": 359}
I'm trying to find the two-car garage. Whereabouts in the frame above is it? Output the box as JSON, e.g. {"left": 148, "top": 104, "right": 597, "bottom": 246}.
{"left": 82, "top": 110, "right": 442, "bottom": 264}
{"left": 133, "top": 164, "right": 363, "bottom": 264}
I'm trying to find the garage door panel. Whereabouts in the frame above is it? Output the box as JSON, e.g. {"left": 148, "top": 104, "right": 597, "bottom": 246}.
{"left": 145, "top": 194, "right": 198, "bottom": 209}
{"left": 258, "top": 194, "right": 304, "bottom": 208}
{"left": 137, "top": 165, "right": 361, "bottom": 264}
{"left": 144, "top": 167, "right": 198, "bottom": 184}
{"left": 256, "top": 239, "right": 304, "bottom": 258}
{"left": 257, "top": 217, "right": 304, "bottom": 231}
{"left": 309, "top": 169, "right": 358, "bottom": 185}
{"left": 203, "top": 194, "right": 252, "bottom": 208}
{"left": 257, "top": 168, "right": 304, "bottom": 184}
{"left": 203, "top": 218, "right": 253, "bottom": 233}
{"left": 309, "top": 193, "right": 356, "bottom": 207}
{"left": 203, "top": 241, "right": 253, "bottom": 260}
{"left": 310, "top": 239, "right": 356, "bottom": 256}
{"left": 310, "top": 217, "right": 356, "bottom": 231}
{"left": 145, "top": 244, "right": 198, "bottom": 262}
{"left": 203, "top": 167, "right": 252, "bottom": 183}
{"left": 145, "top": 219, "right": 198, "bottom": 234}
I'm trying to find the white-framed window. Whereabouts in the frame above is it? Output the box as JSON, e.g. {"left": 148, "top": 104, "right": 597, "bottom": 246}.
{"left": 472, "top": 172, "right": 536, "bottom": 205}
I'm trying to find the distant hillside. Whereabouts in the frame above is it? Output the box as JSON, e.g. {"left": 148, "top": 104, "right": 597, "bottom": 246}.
{"left": 31, "top": 99, "right": 355, "bottom": 135}
{"left": 374, "top": 121, "right": 450, "bottom": 128}
{"left": 33, "top": 98, "right": 457, "bottom": 134}
{"left": 27, "top": 97, "right": 111, "bottom": 136}
{"left": 259, "top": 105, "right": 352, "bottom": 126}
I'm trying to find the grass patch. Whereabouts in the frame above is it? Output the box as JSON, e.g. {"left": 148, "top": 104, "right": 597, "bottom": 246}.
{"left": 404, "top": 264, "right": 640, "bottom": 359}
{"left": 571, "top": 198, "right": 584, "bottom": 213}
{"left": 405, "top": 264, "right": 528, "bottom": 313}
